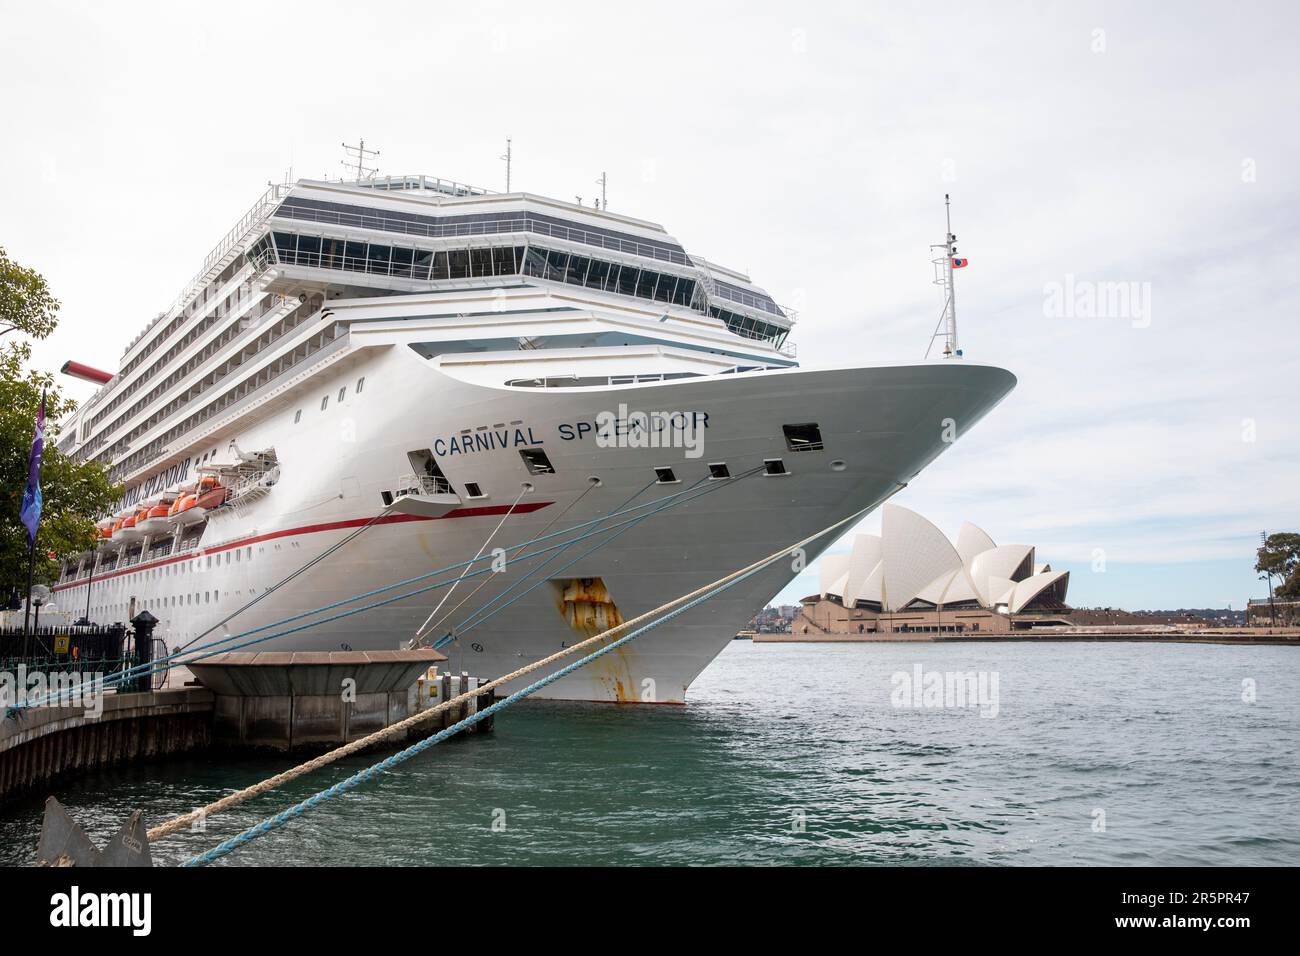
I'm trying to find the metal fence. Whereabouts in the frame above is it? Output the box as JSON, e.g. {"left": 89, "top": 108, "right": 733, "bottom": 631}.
{"left": 0, "top": 624, "right": 131, "bottom": 681}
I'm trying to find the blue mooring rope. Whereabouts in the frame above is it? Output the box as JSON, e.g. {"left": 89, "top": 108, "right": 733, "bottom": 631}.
{"left": 437, "top": 472, "right": 741, "bottom": 649}
{"left": 14, "top": 475, "right": 726, "bottom": 712}
{"left": 184, "top": 552, "right": 781, "bottom": 867}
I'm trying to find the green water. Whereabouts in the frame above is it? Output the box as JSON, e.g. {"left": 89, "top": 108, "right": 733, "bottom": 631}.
{"left": 1, "top": 641, "right": 1297, "bottom": 865}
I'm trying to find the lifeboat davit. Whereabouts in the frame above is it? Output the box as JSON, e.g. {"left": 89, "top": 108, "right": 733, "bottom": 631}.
{"left": 137, "top": 496, "right": 175, "bottom": 536}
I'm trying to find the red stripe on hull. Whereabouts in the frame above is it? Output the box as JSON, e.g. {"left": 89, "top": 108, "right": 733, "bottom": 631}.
{"left": 53, "top": 501, "right": 553, "bottom": 592}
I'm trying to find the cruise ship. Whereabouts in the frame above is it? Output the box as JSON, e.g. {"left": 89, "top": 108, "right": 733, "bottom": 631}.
{"left": 50, "top": 171, "right": 1016, "bottom": 702}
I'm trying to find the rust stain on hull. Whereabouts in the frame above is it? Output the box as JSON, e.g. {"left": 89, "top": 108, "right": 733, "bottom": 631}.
{"left": 553, "top": 577, "right": 636, "bottom": 702}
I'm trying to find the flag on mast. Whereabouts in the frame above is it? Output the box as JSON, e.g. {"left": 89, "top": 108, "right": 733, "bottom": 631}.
{"left": 951, "top": 257, "right": 969, "bottom": 269}
{"left": 20, "top": 390, "right": 46, "bottom": 545}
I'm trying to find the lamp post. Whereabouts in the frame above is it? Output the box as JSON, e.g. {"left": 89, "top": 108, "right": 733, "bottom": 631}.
{"left": 30, "top": 584, "right": 51, "bottom": 646}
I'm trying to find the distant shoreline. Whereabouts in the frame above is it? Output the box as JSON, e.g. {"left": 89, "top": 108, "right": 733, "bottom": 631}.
{"left": 751, "top": 630, "right": 1299, "bottom": 648}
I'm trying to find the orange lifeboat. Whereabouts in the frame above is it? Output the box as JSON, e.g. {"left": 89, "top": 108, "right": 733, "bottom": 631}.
{"left": 137, "top": 496, "right": 175, "bottom": 535}
{"left": 196, "top": 475, "right": 228, "bottom": 511}
{"left": 117, "top": 509, "right": 146, "bottom": 543}
{"left": 169, "top": 491, "right": 204, "bottom": 528}
{"left": 96, "top": 522, "right": 115, "bottom": 552}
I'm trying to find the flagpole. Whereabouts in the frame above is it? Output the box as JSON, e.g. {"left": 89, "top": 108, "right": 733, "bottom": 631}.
{"left": 22, "top": 537, "right": 35, "bottom": 652}
{"left": 21, "top": 388, "right": 46, "bottom": 654}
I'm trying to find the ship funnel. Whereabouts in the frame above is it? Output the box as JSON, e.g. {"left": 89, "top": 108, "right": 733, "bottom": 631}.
{"left": 60, "top": 360, "right": 114, "bottom": 385}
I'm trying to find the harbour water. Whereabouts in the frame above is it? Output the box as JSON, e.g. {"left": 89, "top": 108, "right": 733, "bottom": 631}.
{"left": 1, "top": 641, "right": 1297, "bottom": 866}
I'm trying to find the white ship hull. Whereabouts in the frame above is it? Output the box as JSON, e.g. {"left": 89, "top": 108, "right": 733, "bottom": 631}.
{"left": 54, "top": 343, "right": 1014, "bottom": 702}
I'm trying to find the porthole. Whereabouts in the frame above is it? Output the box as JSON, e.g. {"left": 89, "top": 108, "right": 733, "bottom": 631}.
{"left": 338, "top": 387, "right": 346, "bottom": 403}
{"left": 320, "top": 395, "right": 329, "bottom": 411}
{"left": 356, "top": 376, "right": 365, "bottom": 394}
{"left": 294, "top": 409, "right": 302, "bottom": 424}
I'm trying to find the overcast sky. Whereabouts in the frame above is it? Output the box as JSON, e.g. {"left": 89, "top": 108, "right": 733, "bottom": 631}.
{"left": 2, "top": 0, "right": 1296, "bottom": 610}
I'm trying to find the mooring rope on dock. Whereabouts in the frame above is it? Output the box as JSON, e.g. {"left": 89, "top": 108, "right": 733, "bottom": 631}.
{"left": 172, "top": 497, "right": 893, "bottom": 863}
{"left": 410, "top": 484, "right": 530, "bottom": 645}
{"left": 172, "top": 504, "right": 398, "bottom": 656}
{"left": 444, "top": 472, "right": 733, "bottom": 645}
{"left": 415, "top": 476, "right": 611, "bottom": 643}
{"left": 17, "top": 476, "right": 736, "bottom": 711}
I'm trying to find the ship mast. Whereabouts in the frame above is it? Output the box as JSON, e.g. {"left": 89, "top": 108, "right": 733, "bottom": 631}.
{"left": 341, "top": 138, "right": 380, "bottom": 182}
{"left": 926, "top": 194, "right": 963, "bottom": 359}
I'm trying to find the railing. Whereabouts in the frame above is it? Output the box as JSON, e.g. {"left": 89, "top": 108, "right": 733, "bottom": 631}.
{"left": 395, "top": 474, "right": 453, "bottom": 497}
{"left": 274, "top": 203, "right": 693, "bottom": 267}
{"left": 122, "top": 182, "right": 293, "bottom": 357}
{"left": 711, "top": 281, "right": 795, "bottom": 321}
{"left": 354, "top": 174, "right": 496, "bottom": 197}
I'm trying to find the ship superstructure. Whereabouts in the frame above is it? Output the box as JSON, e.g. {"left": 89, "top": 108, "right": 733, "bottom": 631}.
{"left": 51, "top": 172, "right": 1015, "bottom": 702}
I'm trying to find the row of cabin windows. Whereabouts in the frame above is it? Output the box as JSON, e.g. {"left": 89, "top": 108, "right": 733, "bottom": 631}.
{"left": 95, "top": 298, "right": 314, "bottom": 468}
{"left": 258, "top": 232, "right": 703, "bottom": 314}
{"left": 260, "top": 234, "right": 525, "bottom": 281}
{"left": 90, "top": 290, "right": 292, "bottom": 442}
{"left": 108, "top": 322, "right": 343, "bottom": 481}
{"left": 90, "top": 260, "right": 262, "bottom": 458}
{"left": 274, "top": 199, "right": 691, "bottom": 266}
{"left": 294, "top": 377, "right": 365, "bottom": 424}
{"left": 94, "top": 299, "right": 314, "bottom": 463}
{"left": 116, "top": 257, "right": 249, "bottom": 383}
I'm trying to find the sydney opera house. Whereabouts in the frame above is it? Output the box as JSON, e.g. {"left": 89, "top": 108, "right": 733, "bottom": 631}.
{"left": 795, "top": 504, "right": 1071, "bottom": 637}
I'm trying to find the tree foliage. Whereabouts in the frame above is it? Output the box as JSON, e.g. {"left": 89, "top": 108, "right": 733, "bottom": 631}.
{"left": 1255, "top": 533, "right": 1300, "bottom": 599}
{"left": 0, "top": 251, "right": 121, "bottom": 593}
{"left": 0, "top": 246, "right": 60, "bottom": 341}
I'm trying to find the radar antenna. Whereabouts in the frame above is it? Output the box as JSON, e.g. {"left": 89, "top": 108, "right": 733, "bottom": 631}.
{"left": 341, "top": 138, "right": 380, "bottom": 181}
{"left": 501, "top": 137, "right": 513, "bottom": 192}
{"left": 925, "top": 194, "right": 964, "bottom": 359}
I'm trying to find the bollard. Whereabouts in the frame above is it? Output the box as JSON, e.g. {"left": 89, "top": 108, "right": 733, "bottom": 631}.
{"left": 130, "top": 611, "right": 159, "bottom": 694}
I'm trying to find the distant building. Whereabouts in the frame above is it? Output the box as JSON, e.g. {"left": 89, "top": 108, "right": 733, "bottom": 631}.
{"left": 795, "top": 504, "right": 1070, "bottom": 636}
{"left": 1247, "top": 598, "right": 1300, "bottom": 627}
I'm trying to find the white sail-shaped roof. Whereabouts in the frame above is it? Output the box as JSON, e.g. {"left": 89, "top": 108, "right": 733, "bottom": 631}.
{"left": 968, "top": 544, "right": 1035, "bottom": 604}
{"left": 819, "top": 553, "right": 851, "bottom": 598}
{"left": 914, "top": 569, "right": 958, "bottom": 606}
{"left": 857, "top": 561, "right": 885, "bottom": 605}
{"left": 813, "top": 508, "right": 1067, "bottom": 615}
{"left": 986, "top": 576, "right": 1018, "bottom": 607}
{"left": 843, "top": 535, "right": 883, "bottom": 605}
{"left": 955, "top": 521, "right": 997, "bottom": 568}
{"left": 881, "top": 504, "right": 963, "bottom": 611}
{"left": 1010, "top": 570, "right": 1070, "bottom": 613}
